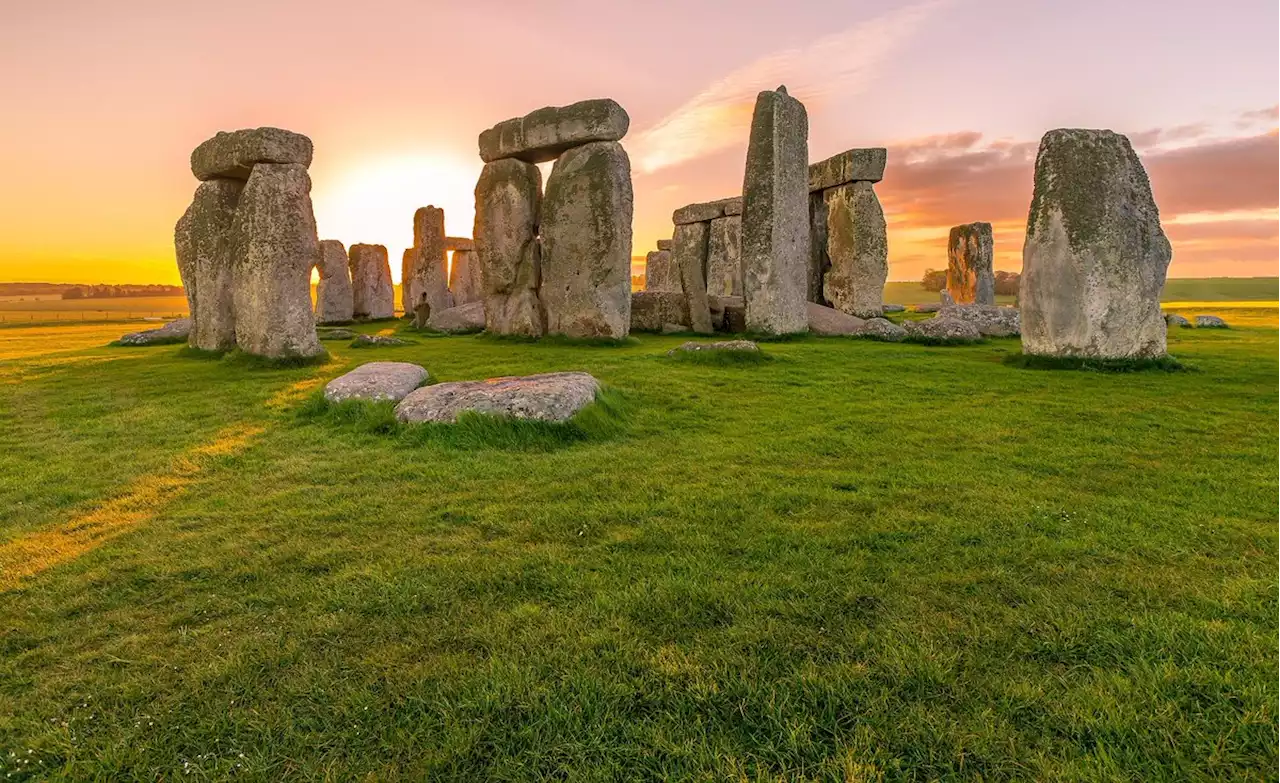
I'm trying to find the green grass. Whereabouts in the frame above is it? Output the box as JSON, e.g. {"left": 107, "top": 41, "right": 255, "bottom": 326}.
{"left": 1004, "top": 352, "right": 1191, "bottom": 373}
{"left": 666, "top": 347, "right": 771, "bottom": 365}
{"left": 0, "top": 319, "right": 1275, "bottom": 781}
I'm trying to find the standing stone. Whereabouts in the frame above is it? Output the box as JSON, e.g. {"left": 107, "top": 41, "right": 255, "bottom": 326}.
{"left": 407, "top": 206, "right": 453, "bottom": 316}
{"left": 229, "top": 163, "right": 323, "bottom": 359}
{"left": 741, "top": 86, "right": 810, "bottom": 334}
{"left": 1021, "top": 129, "right": 1173, "bottom": 358}
{"left": 349, "top": 243, "right": 395, "bottom": 320}
{"left": 673, "top": 222, "right": 713, "bottom": 334}
{"left": 315, "top": 239, "right": 354, "bottom": 324}
{"left": 540, "top": 140, "right": 633, "bottom": 338}
{"left": 823, "top": 181, "right": 887, "bottom": 318}
{"left": 807, "top": 191, "right": 829, "bottom": 305}
{"left": 947, "top": 222, "right": 995, "bottom": 305}
{"left": 449, "top": 248, "right": 483, "bottom": 305}
{"left": 644, "top": 250, "right": 676, "bottom": 292}
{"left": 474, "top": 158, "right": 544, "bottom": 336}
{"left": 400, "top": 248, "right": 419, "bottom": 317}
{"left": 706, "top": 215, "right": 743, "bottom": 297}
{"left": 176, "top": 178, "right": 242, "bottom": 351}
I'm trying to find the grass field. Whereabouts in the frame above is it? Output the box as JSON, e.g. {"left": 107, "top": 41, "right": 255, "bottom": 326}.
{"left": 0, "top": 311, "right": 1276, "bottom": 780}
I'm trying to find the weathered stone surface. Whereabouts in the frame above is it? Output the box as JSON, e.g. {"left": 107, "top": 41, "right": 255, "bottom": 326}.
{"left": 348, "top": 244, "right": 395, "bottom": 320}
{"left": 742, "top": 86, "right": 810, "bottom": 334}
{"left": 905, "top": 316, "right": 982, "bottom": 343}
{"left": 914, "top": 303, "right": 941, "bottom": 313}
{"left": 479, "top": 99, "right": 629, "bottom": 164}
{"left": 673, "top": 221, "right": 713, "bottom": 334}
{"left": 938, "top": 304, "right": 1020, "bottom": 337}
{"left": 1164, "top": 313, "right": 1191, "bottom": 328}
{"left": 1021, "top": 129, "right": 1173, "bottom": 358}
{"left": 947, "top": 222, "right": 995, "bottom": 305}
{"left": 191, "top": 128, "right": 313, "bottom": 181}
{"left": 706, "top": 215, "right": 742, "bottom": 297}
{"left": 722, "top": 197, "right": 743, "bottom": 216}
{"left": 712, "top": 295, "right": 747, "bottom": 333}
{"left": 229, "top": 163, "right": 323, "bottom": 359}
{"left": 316, "top": 327, "right": 356, "bottom": 340}
{"left": 882, "top": 303, "right": 905, "bottom": 313}
{"left": 475, "top": 158, "right": 544, "bottom": 337}
{"left": 315, "top": 239, "right": 354, "bottom": 324}
{"left": 396, "top": 372, "right": 600, "bottom": 423}
{"left": 177, "top": 178, "right": 242, "bottom": 351}
{"left": 117, "top": 318, "right": 192, "bottom": 346}
{"left": 807, "top": 191, "right": 829, "bottom": 305}
{"left": 853, "top": 317, "right": 907, "bottom": 342}
{"left": 352, "top": 334, "right": 411, "bottom": 347}
{"left": 405, "top": 206, "right": 453, "bottom": 316}
{"left": 1195, "top": 314, "right": 1228, "bottom": 328}
{"left": 540, "top": 141, "right": 633, "bottom": 338}
{"left": 823, "top": 181, "right": 887, "bottom": 318}
{"left": 449, "top": 248, "right": 483, "bottom": 305}
{"left": 672, "top": 196, "right": 741, "bottom": 225}
{"left": 940, "top": 289, "right": 956, "bottom": 307}
{"left": 806, "top": 302, "right": 866, "bottom": 335}
{"left": 644, "top": 250, "right": 677, "bottom": 292}
{"left": 427, "top": 300, "right": 486, "bottom": 333}
{"left": 808, "top": 148, "right": 887, "bottom": 192}
{"left": 668, "top": 340, "right": 759, "bottom": 355}
{"left": 656, "top": 239, "right": 673, "bottom": 251}
{"left": 324, "top": 361, "right": 427, "bottom": 403}
{"left": 400, "top": 248, "right": 419, "bottom": 318}
{"left": 631, "top": 291, "right": 690, "bottom": 332}
{"left": 444, "top": 237, "right": 474, "bottom": 252}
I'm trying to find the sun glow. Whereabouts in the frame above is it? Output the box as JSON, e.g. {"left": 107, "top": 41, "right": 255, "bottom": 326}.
{"left": 311, "top": 153, "right": 480, "bottom": 283}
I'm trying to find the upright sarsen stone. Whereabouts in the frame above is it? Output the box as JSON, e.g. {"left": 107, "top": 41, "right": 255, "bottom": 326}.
{"left": 229, "top": 163, "right": 323, "bottom": 359}
{"left": 741, "top": 86, "right": 810, "bottom": 334}
{"left": 475, "top": 158, "right": 544, "bottom": 336}
{"left": 540, "top": 141, "right": 633, "bottom": 338}
{"left": 823, "top": 181, "right": 887, "bottom": 318}
{"left": 449, "top": 248, "right": 483, "bottom": 305}
{"left": 644, "top": 250, "right": 676, "bottom": 292}
{"left": 807, "top": 191, "right": 829, "bottom": 305}
{"left": 407, "top": 206, "right": 453, "bottom": 315}
{"left": 947, "top": 222, "right": 995, "bottom": 305}
{"left": 176, "top": 178, "right": 243, "bottom": 351}
{"left": 315, "top": 239, "right": 353, "bottom": 324}
{"left": 349, "top": 243, "right": 395, "bottom": 320}
{"left": 673, "top": 221, "right": 713, "bottom": 334}
{"left": 706, "top": 215, "right": 742, "bottom": 297}
{"left": 1021, "top": 129, "right": 1172, "bottom": 358}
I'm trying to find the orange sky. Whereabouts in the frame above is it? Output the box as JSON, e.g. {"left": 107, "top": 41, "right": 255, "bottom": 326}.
{"left": 1, "top": 1, "right": 1276, "bottom": 285}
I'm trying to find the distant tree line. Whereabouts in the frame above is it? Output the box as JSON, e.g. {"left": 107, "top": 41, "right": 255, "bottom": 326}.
{"left": 62, "top": 284, "right": 185, "bottom": 300}
{"left": 922, "top": 269, "right": 1020, "bottom": 296}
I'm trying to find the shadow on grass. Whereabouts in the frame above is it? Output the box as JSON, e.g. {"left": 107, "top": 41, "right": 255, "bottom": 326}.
{"left": 296, "top": 387, "right": 632, "bottom": 451}
{"left": 175, "top": 345, "right": 229, "bottom": 361}
{"left": 473, "top": 332, "right": 640, "bottom": 348}
{"left": 1003, "top": 352, "right": 1192, "bottom": 373}
{"left": 902, "top": 335, "right": 986, "bottom": 347}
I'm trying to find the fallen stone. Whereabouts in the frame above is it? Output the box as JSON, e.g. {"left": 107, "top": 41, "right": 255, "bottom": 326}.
{"left": 1195, "top": 314, "right": 1228, "bottom": 328}
{"left": 352, "top": 334, "right": 411, "bottom": 347}
{"left": 914, "top": 303, "right": 942, "bottom": 313}
{"left": 229, "top": 163, "right": 324, "bottom": 359}
{"left": 348, "top": 243, "right": 396, "bottom": 320}
{"left": 706, "top": 215, "right": 743, "bottom": 297}
{"left": 742, "top": 86, "right": 810, "bottom": 335}
{"left": 176, "top": 178, "right": 242, "bottom": 351}
{"left": 449, "top": 248, "right": 483, "bottom": 305}
{"left": 882, "top": 303, "right": 905, "bottom": 313}
{"left": 324, "top": 361, "right": 428, "bottom": 403}
{"left": 823, "top": 181, "right": 887, "bottom": 318}
{"left": 1021, "top": 129, "right": 1172, "bottom": 358}
{"left": 808, "top": 148, "right": 887, "bottom": 191}
{"left": 395, "top": 371, "right": 600, "bottom": 423}
{"left": 315, "top": 239, "right": 354, "bottom": 324}
{"left": 852, "top": 317, "right": 907, "bottom": 342}
{"left": 938, "top": 304, "right": 1021, "bottom": 337}
{"left": 905, "top": 316, "right": 982, "bottom": 343}
{"left": 479, "top": 99, "right": 629, "bottom": 164}
{"left": 191, "top": 127, "right": 313, "bottom": 181}
{"left": 673, "top": 221, "right": 713, "bottom": 333}
{"left": 1164, "top": 313, "right": 1191, "bottom": 328}
{"left": 807, "top": 302, "right": 867, "bottom": 335}
{"left": 117, "top": 318, "right": 192, "bottom": 346}
{"left": 672, "top": 196, "right": 741, "bottom": 225}
{"left": 475, "top": 158, "right": 544, "bottom": 337}
{"left": 427, "top": 301, "right": 486, "bottom": 333}
{"left": 630, "top": 291, "right": 689, "bottom": 332}
{"left": 668, "top": 340, "right": 759, "bottom": 355}
{"left": 947, "top": 222, "right": 995, "bottom": 305}
{"left": 316, "top": 327, "right": 356, "bottom": 340}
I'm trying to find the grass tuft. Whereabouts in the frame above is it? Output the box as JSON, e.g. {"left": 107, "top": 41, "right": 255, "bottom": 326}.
{"left": 667, "top": 348, "right": 771, "bottom": 366}
{"left": 1003, "top": 352, "right": 1192, "bottom": 373}
{"left": 222, "top": 348, "right": 331, "bottom": 370}
{"left": 903, "top": 335, "right": 986, "bottom": 346}
{"left": 174, "top": 345, "right": 228, "bottom": 360}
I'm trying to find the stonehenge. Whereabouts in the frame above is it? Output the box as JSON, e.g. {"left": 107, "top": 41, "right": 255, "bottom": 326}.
{"left": 741, "top": 86, "right": 810, "bottom": 335}
{"left": 1020, "top": 129, "right": 1172, "bottom": 359}
{"left": 670, "top": 198, "right": 741, "bottom": 332}
{"left": 474, "top": 99, "right": 634, "bottom": 338}
{"left": 315, "top": 239, "right": 354, "bottom": 324}
{"left": 403, "top": 207, "right": 453, "bottom": 317}
{"left": 349, "top": 243, "right": 395, "bottom": 320}
{"left": 447, "top": 237, "right": 483, "bottom": 306}
{"left": 947, "top": 222, "right": 995, "bottom": 305}
{"left": 175, "top": 127, "right": 323, "bottom": 359}
{"left": 810, "top": 148, "right": 888, "bottom": 318}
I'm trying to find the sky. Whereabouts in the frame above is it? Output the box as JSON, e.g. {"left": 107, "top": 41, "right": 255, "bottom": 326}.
{"left": 0, "top": 0, "right": 1275, "bottom": 285}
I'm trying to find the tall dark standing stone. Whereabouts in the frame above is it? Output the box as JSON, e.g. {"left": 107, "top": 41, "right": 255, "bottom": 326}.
{"left": 540, "top": 141, "right": 633, "bottom": 338}
{"left": 349, "top": 244, "right": 395, "bottom": 320}
{"left": 229, "top": 163, "right": 323, "bottom": 359}
{"left": 706, "top": 215, "right": 743, "bottom": 297}
{"left": 449, "top": 248, "right": 483, "bottom": 305}
{"left": 407, "top": 206, "right": 453, "bottom": 315}
{"left": 176, "top": 178, "right": 242, "bottom": 351}
{"left": 741, "top": 86, "right": 809, "bottom": 334}
{"left": 823, "top": 181, "right": 887, "bottom": 318}
{"left": 673, "top": 222, "right": 713, "bottom": 333}
{"left": 807, "top": 191, "right": 829, "bottom": 304}
{"left": 1021, "top": 129, "right": 1172, "bottom": 358}
{"left": 947, "top": 222, "right": 995, "bottom": 305}
{"left": 315, "top": 239, "right": 354, "bottom": 324}
{"left": 474, "top": 158, "right": 544, "bottom": 336}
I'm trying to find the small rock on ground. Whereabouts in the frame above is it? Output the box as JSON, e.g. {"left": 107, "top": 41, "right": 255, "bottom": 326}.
{"left": 118, "top": 318, "right": 192, "bottom": 346}
{"left": 427, "top": 301, "right": 486, "bottom": 333}
{"left": 352, "top": 334, "right": 411, "bottom": 347}
{"left": 324, "top": 361, "right": 429, "bottom": 403}
{"left": 807, "top": 302, "right": 866, "bottom": 336}
{"left": 852, "top": 317, "right": 907, "bottom": 342}
{"left": 317, "top": 328, "right": 356, "bottom": 340}
{"left": 668, "top": 340, "right": 760, "bottom": 355}
{"left": 395, "top": 372, "right": 600, "bottom": 423}
{"left": 905, "top": 316, "right": 982, "bottom": 343}
{"left": 882, "top": 303, "right": 905, "bottom": 313}
{"left": 1194, "top": 314, "right": 1228, "bottom": 328}
{"left": 1164, "top": 313, "right": 1191, "bottom": 328}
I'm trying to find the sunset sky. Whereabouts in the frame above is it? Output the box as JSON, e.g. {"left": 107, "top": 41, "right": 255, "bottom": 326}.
{"left": 1, "top": 0, "right": 1275, "bottom": 285}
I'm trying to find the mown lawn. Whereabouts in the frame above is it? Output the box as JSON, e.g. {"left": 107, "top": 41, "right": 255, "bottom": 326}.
{"left": 0, "top": 313, "right": 1275, "bottom": 781}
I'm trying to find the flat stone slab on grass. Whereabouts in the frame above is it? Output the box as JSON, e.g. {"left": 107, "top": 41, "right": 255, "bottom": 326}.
{"left": 938, "top": 304, "right": 1021, "bottom": 337}
{"left": 316, "top": 327, "right": 356, "bottom": 340}
{"left": 853, "top": 317, "right": 907, "bottom": 342}
{"left": 807, "top": 302, "right": 866, "bottom": 335}
{"left": 1164, "top": 313, "right": 1191, "bottom": 328}
{"left": 395, "top": 372, "right": 600, "bottom": 424}
{"left": 668, "top": 340, "right": 760, "bottom": 355}
{"left": 324, "top": 362, "right": 428, "bottom": 403}
{"left": 427, "top": 301, "right": 486, "bottom": 333}
{"left": 913, "top": 303, "right": 942, "bottom": 313}
{"left": 882, "top": 303, "right": 905, "bottom": 313}
{"left": 117, "top": 318, "right": 191, "bottom": 346}
{"left": 1195, "top": 315, "right": 1228, "bottom": 328}
{"left": 352, "top": 334, "right": 411, "bottom": 347}
{"left": 905, "top": 316, "right": 982, "bottom": 343}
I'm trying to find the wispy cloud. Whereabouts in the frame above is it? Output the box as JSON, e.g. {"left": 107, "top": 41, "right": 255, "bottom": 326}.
{"left": 629, "top": 1, "right": 946, "bottom": 174}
